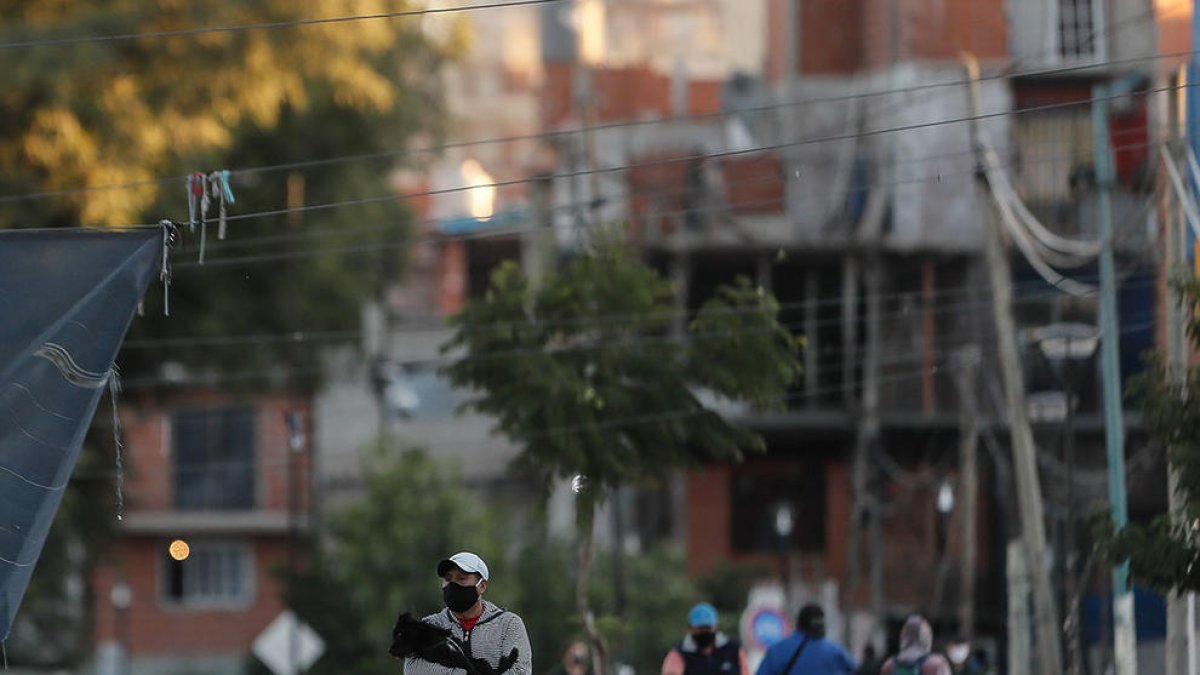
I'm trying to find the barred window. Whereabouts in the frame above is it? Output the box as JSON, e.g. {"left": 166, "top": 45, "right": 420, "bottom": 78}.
{"left": 162, "top": 541, "right": 253, "bottom": 607}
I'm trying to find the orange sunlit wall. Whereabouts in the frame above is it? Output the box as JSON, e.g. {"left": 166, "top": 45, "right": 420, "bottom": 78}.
{"left": 1158, "top": 0, "right": 1193, "bottom": 63}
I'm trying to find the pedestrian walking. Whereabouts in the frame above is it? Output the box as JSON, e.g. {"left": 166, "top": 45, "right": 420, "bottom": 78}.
{"left": 754, "top": 603, "right": 856, "bottom": 675}
{"left": 391, "top": 551, "right": 532, "bottom": 675}
{"left": 662, "top": 602, "right": 751, "bottom": 675}
{"left": 879, "top": 615, "right": 950, "bottom": 675}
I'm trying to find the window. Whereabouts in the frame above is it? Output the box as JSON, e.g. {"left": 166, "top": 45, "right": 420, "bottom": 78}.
{"left": 171, "top": 407, "right": 257, "bottom": 510}
{"left": 1058, "top": 0, "right": 1103, "bottom": 61}
{"left": 162, "top": 541, "right": 253, "bottom": 607}
{"left": 730, "top": 459, "right": 826, "bottom": 554}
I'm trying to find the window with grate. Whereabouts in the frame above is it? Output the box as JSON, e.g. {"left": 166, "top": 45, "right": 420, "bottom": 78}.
{"left": 162, "top": 541, "right": 253, "bottom": 607}
{"left": 171, "top": 407, "right": 257, "bottom": 510}
{"left": 1058, "top": 0, "right": 1103, "bottom": 61}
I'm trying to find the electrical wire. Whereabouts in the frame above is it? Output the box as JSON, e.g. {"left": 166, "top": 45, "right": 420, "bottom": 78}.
{"left": 84, "top": 314, "right": 1162, "bottom": 486}
{"left": 118, "top": 275, "right": 1159, "bottom": 355}
{"left": 0, "top": 50, "right": 1187, "bottom": 209}
{"left": 162, "top": 128, "right": 1165, "bottom": 267}
{"left": 0, "top": 0, "right": 563, "bottom": 50}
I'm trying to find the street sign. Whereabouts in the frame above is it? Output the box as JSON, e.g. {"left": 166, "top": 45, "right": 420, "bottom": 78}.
{"left": 744, "top": 607, "right": 790, "bottom": 651}
{"left": 252, "top": 610, "right": 325, "bottom": 675}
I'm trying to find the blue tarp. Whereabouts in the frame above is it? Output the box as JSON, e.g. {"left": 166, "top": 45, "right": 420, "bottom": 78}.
{"left": 0, "top": 228, "right": 162, "bottom": 640}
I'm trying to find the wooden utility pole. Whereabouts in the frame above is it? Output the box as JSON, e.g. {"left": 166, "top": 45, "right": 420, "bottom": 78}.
{"left": 956, "top": 346, "right": 981, "bottom": 642}
{"left": 962, "top": 55, "right": 1063, "bottom": 675}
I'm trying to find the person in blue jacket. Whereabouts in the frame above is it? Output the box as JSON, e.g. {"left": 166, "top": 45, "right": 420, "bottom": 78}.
{"left": 754, "top": 604, "right": 856, "bottom": 675}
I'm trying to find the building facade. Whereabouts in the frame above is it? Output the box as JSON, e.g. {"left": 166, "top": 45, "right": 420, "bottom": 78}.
{"left": 91, "top": 393, "right": 312, "bottom": 675}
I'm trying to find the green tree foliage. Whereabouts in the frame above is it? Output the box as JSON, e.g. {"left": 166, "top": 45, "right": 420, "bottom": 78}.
{"left": 0, "top": 2, "right": 459, "bottom": 389}
{"left": 1099, "top": 276, "right": 1200, "bottom": 592}
{"left": 268, "top": 447, "right": 501, "bottom": 674}
{"left": 0, "top": 0, "right": 455, "bottom": 227}
{"left": 442, "top": 235, "right": 800, "bottom": 674}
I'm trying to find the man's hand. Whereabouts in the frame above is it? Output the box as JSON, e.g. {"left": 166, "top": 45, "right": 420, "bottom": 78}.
{"left": 469, "top": 648, "right": 520, "bottom": 675}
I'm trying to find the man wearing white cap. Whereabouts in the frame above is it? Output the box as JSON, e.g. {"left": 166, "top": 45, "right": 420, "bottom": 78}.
{"left": 396, "top": 551, "right": 532, "bottom": 675}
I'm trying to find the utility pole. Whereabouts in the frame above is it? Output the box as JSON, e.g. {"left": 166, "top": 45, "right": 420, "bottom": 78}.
{"left": 955, "top": 346, "right": 980, "bottom": 643}
{"left": 962, "top": 55, "right": 1063, "bottom": 675}
{"left": 1165, "top": 63, "right": 1192, "bottom": 675}
{"left": 1091, "top": 81, "right": 1138, "bottom": 675}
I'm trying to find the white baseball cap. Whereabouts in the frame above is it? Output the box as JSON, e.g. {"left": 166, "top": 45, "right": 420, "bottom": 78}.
{"left": 437, "top": 551, "right": 490, "bottom": 581}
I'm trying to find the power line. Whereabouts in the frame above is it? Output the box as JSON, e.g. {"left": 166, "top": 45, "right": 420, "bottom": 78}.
{"left": 119, "top": 275, "right": 1158, "bottom": 353}
{"left": 0, "top": 49, "right": 1187, "bottom": 208}
{"left": 145, "top": 82, "right": 1178, "bottom": 240}
{"left": 165, "top": 128, "right": 1162, "bottom": 260}
{"left": 165, "top": 137, "right": 1166, "bottom": 270}
{"left": 85, "top": 317, "right": 1162, "bottom": 486}
{"left": 0, "top": 0, "right": 562, "bottom": 50}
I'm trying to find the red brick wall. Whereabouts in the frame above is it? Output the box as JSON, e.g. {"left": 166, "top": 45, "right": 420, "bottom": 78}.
{"left": 541, "top": 63, "right": 723, "bottom": 129}
{"left": 120, "top": 393, "right": 312, "bottom": 514}
{"left": 685, "top": 458, "right": 992, "bottom": 611}
{"left": 686, "top": 465, "right": 733, "bottom": 576}
{"left": 767, "top": 0, "right": 1009, "bottom": 81}
{"left": 723, "top": 156, "right": 785, "bottom": 215}
{"left": 93, "top": 537, "right": 290, "bottom": 656}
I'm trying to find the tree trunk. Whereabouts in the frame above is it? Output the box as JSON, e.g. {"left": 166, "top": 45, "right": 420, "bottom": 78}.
{"left": 577, "top": 495, "right": 610, "bottom": 675}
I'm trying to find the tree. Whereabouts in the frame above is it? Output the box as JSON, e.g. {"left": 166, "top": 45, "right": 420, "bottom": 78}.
{"left": 0, "top": 2, "right": 460, "bottom": 390}
{"left": 442, "top": 235, "right": 801, "bottom": 675}
{"left": 1098, "top": 276, "right": 1200, "bottom": 591}
{"left": 268, "top": 446, "right": 502, "bottom": 674}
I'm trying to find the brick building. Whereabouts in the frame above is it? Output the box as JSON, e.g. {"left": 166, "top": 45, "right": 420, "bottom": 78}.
{"left": 90, "top": 393, "right": 312, "bottom": 674}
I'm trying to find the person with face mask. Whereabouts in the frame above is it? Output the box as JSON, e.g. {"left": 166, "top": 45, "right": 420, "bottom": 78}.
{"left": 662, "top": 603, "right": 751, "bottom": 675}
{"left": 393, "top": 551, "right": 532, "bottom": 675}
{"left": 755, "top": 603, "right": 856, "bottom": 675}
{"left": 942, "top": 637, "right": 984, "bottom": 675}
{"left": 879, "top": 615, "right": 950, "bottom": 675}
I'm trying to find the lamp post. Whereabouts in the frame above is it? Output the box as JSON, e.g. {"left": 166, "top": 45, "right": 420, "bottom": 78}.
{"left": 774, "top": 502, "right": 795, "bottom": 611}
{"left": 936, "top": 479, "right": 955, "bottom": 556}
{"left": 1031, "top": 323, "right": 1100, "bottom": 675}
{"left": 285, "top": 410, "right": 305, "bottom": 675}
{"left": 110, "top": 580, "right": 131, "bottom": 675}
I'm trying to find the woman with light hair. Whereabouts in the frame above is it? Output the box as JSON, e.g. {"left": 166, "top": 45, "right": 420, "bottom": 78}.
{"left": 880, "top": 615, "right": 951, "bottom": 675}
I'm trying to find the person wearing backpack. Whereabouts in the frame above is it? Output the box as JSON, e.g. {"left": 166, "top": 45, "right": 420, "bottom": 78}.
{"left": 754, "top": 604, "right": 857, "bottom": 675}
{"left": 661, "top": 603, "right": 751, "bottom": 675}
{"left": 880, "top": 615, "right": 950, "bottom": 675}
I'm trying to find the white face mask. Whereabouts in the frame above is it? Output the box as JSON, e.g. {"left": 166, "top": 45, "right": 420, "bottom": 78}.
{"left": 947, "top": 645, "right": 970, "bottom": 665}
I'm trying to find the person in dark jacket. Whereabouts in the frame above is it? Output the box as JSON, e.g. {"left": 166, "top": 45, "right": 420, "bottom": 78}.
{"left": 754, "top": 604, "right": 856, "bottom": 675}
{"left": 394, "top": 551, "right": 531, "bottom": 675}
{"left": 662, "top": 603, "right": 751, "bottom": 675}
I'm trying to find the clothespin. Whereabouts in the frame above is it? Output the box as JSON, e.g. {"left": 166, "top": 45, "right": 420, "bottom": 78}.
{"left": 216, "top": 170, "right": 235, "bottom": 240}
{"left": 197, "top": 172, "right": 214, "bottom": 264}
{"left": 187, "top": 172, "right": 205, "bottom": 232}
{"left": 158, "top": 220, "right": 178, "bottom": 316}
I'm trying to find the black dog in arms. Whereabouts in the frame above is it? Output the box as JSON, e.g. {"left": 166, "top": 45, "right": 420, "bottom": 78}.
{"left": 390, "top": 612, "right": 519, "bottom": 675}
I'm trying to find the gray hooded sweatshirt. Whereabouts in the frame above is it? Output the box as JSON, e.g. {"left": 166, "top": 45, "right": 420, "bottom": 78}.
{"left": 404, "top": 600, "right": 532, "bottom": 675}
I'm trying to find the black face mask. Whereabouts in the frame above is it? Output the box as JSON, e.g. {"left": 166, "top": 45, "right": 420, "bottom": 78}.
{"left": 693, "top": 631, "right": 716, "bottom": 649}
{"left": 443, "top": 581, "right": 480, "bottom": 613}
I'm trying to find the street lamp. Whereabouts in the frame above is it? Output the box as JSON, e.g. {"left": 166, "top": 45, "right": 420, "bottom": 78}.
{"left": 774, "top": 502, "right": 795, "bottom": 610}
{"left": 110, "top": 580, "right": 131, "bottom": 675}
{"left": 936, "top": 478, "right": 955, "bottom": 556}
{"left": 1030, "top": 322, "right": 1099, "bottom": 675}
